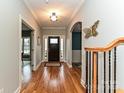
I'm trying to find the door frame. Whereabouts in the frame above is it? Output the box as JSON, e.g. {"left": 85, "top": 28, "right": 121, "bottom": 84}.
{"left": 43, "top": 35, "right": 65, "bottom": 62}
{"left": 19, "top": 15, "right": 35, "bottom": 90}
{"left": 70, "top": 22, "right": 82, "bottom": 67}
{"left": 48, "top": 36, "right": 60, "bottom": 61}
{"left": 69, "top": 21, "right": 85, "bottom": 86}
{"left": 21, "top": 20, "right": 34, "bottom": 68}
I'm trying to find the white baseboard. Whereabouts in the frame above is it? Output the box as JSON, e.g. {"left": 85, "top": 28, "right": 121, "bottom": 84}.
{"left": 33, "top": 61, "right": 42, "bottom": 71}
{"left": 41, "top": 60, "right": 44, "bottom": 63}
{"left": 66, "top": 62, "right": 72, "bottom": 68}
{"left": 14, "top": 86, "right": 21, "bottom": 93}
{"left": 64, "top": 60, "right": 68, "bottom": 63}
{"left": 41, "top": 59, "right": 45, "bottom": 62}
{"left": 81, "top": 79, "right": 86, "bottom": 88}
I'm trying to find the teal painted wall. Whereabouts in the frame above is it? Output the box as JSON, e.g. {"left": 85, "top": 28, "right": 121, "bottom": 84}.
{"left": 72, "top": 32, "right": 82, "bottom": 50}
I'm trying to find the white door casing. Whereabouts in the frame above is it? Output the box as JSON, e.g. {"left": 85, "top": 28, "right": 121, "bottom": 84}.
{"left": 43, "top": 35, "right": 65, "bottom": 62}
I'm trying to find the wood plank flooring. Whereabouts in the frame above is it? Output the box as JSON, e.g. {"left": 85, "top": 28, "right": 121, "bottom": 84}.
{"left": 20, "top": 62, "right": 85, "bottom": 93}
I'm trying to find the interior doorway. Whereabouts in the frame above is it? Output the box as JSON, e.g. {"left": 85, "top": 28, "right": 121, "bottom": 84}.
{"left": 22, "top": 31, "right": 32, "bottom": 65}
{"left": 21, "top": 21, "right": 34, "bottom": 87}
{"left": 22, "top": 22, "right": 34, "bottom": 67}
{"left": 48, "top": 36, "right": 60, "bottom": 61}
{"left": 72, "top": 22, "right": 82, "bottom": 68}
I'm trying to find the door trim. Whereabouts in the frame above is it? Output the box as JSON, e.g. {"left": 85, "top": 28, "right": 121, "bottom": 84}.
{"left": 48, "top": 36, "right": 60, "bottom": 61}
{"left": 19, "top": 15, "right": 36, "bottom": 91}
{"left": 43, "top": 35, "right": 65, "bottom": 62}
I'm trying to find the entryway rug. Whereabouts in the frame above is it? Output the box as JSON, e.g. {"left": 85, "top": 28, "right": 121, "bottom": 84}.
{"left": 45, "top": 62, "right": 61, "bottom": 67}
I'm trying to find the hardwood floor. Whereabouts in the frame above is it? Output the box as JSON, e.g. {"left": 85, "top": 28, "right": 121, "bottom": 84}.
{"left": 20, "top": 62, "right": 85, "bottom": 93}
{"left": 21, "top": 63, "right": 32, "bottom": 90}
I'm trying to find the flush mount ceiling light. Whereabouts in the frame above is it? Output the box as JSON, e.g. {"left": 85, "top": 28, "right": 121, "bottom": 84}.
{"left": 50, "top": 12, "right": 58, "bottom": 22}
{"left": 45, "top": 0, "right": 48, "bottom": 4}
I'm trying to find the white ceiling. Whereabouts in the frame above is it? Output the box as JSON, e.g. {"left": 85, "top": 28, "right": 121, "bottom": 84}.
{"left": 24, "top": 0, "right": 84, "bottom": 29}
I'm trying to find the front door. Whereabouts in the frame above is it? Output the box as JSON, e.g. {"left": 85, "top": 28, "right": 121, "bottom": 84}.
{"left": 48, "top": 37, "right": 60, "bottom": 61}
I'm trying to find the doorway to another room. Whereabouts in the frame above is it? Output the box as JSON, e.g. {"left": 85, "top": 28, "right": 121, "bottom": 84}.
{"left": 22, "top": 31, "right": 32, "bottom": 65}
{"left": 21, "top": 21, "right": 34, "bottom": 88}
{"left": 72, "top": 22, "right": 82, "bottom": 68}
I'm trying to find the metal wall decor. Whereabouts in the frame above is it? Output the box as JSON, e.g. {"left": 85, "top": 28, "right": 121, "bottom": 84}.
{"left": 37, "top": 36, "right": 40, "bottom": 46}
{"left": 83, "top": 20, "right": 100, "bottom": 39}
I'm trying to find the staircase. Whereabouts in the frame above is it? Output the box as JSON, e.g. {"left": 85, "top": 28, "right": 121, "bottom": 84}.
{"left": 84, "top": 37, "right": 124, "bottom": 93}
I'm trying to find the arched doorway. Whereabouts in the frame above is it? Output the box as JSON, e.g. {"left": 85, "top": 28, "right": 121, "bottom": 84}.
{"left": 71, "top": 22, "right": 82, "bottom": 68}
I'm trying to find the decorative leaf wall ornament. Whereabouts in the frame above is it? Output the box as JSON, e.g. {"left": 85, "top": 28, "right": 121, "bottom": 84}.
{"left": 83, "top": 20, "right": 100, "bottom": 39}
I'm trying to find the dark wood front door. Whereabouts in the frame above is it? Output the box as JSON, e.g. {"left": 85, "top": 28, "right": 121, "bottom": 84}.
{"left": 48, "top": 37, "right": 60, "bottom": 61}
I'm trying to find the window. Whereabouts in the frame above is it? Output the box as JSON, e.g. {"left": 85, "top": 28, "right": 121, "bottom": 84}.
{"left": 45, "top": 38, "right": 48, "bottom": 51}
{"left": 23, "top": 37, "right": 30, "bottom": 55}
{"left": 50, "top": 38, "right": 58, "bottom": 44}
{"left": 60, "top": 38, "right": 64, "bottom": 59}
{"left": 60, "top": 39, "right": 64, "bottom": 50}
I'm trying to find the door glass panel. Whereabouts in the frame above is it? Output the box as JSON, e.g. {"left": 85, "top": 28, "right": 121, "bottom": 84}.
{"left": 60, "top": 39, "right": 64, "bottom": 51}
{"left": 60, "top": 38, "right": 64, "bottom": 60}
{"left": 50, "top": 38, "right": 58, "bottom": 44}
{"left": 23, "top": 37, "right": 30, "bottom": 55}
{"left": 45, "top": 38, "right": 48, "bottom": 51}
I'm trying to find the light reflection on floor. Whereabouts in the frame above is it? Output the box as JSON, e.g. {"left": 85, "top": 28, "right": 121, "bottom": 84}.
{"left": 22, "top": 62, "right": 32, "bottom": 84}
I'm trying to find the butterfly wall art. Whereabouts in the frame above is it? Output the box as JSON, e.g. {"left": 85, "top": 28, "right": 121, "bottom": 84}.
{"left": 83, "top": 20, "right": 100, "bottom": 39}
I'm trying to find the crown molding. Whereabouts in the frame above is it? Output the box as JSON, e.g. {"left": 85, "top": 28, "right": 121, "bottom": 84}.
{"left": 42, "top": 27, "right": 66, "bottom": 30}
{"left": 67, "top": 0, "right": 85, "bottom": 27}
{"left": 23, "top": 0, "right": 41, "bottom": 29}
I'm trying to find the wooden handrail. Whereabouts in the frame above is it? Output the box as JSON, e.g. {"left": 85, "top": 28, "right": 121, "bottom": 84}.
{"left": 85, "top": 37, "right": 124, "bottom": 52}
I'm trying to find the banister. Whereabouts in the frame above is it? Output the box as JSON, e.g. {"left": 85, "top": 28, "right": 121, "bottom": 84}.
{"left": 85, "top": 37, "right": 124, "bottom": 52}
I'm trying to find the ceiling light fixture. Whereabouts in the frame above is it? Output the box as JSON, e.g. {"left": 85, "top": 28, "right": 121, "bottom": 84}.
{"left": 45, "top": 0, "right": 48, "bottom": 4}
{"left": 50, "top": 12, "right": 58, "bottom": 21}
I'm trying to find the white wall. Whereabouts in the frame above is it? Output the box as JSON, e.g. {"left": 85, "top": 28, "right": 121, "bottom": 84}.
{"left": 42, "top": 29, "right": 66, "bottom": 36}
{"left": 72, "top": 50, "right": 81, "bottom": 63}
{"left": 34, "top": 29, "right": 42, "bottom": 68}
{"left": 0, "top": 0, "right": 41, "bottom": 93}
{"left": 82, "top": 0, "right": 124, "bottom": 47}
{"left": 117, "top": 45, "right": 124, "bottom": 89}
